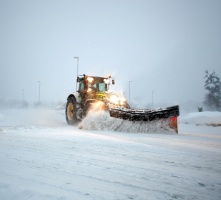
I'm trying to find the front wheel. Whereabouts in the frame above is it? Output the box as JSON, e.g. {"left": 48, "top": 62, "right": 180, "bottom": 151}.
{"left": 65, "top": 98, "right": 78, "bottom": 125}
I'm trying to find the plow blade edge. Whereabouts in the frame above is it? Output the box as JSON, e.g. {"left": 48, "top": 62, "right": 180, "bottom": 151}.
{"left": 109, "top": 105, "right": 179, "bottom": 133}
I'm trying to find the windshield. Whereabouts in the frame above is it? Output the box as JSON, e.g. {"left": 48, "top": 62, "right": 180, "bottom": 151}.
{"left": 78, "top": 76, "right": 109, "bottom": 92}
{"left": 98, "top": 83, "right": 106, "bottom": 92}
{"left": 88, "top": 82, "right": 107, "bottom": 92}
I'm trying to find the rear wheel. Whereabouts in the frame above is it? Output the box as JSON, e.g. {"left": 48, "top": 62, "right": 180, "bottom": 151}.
{"left": 65, "top": 98, "right": 78, "bottom": 125}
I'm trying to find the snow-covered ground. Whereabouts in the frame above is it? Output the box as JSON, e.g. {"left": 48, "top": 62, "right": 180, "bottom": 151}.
{"left": 0, "top": 108, "right": 221, "bottom": 200}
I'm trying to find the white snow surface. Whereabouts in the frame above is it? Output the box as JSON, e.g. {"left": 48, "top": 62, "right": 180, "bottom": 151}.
{"left": 0, "top": 108, "right": 221, "bottom": 200}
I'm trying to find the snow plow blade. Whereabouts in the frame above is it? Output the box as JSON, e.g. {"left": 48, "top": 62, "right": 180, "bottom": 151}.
{"left": 109, "top": 105, "right": 179, "bottom": 133}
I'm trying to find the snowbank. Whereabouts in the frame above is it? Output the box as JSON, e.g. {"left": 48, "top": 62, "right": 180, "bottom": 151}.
{"left": 0, "top": 108, "right": 66, "bottom": 129}
{"left": 179, "top": 111, "right": 221, "bottom": 126}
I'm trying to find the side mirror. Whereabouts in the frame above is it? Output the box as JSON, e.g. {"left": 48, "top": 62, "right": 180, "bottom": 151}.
{"left": 112, "top": 79, "right": 115, "bottom": 85}
{"left": 77, "top": 77, "right": 80, "bottom": 82}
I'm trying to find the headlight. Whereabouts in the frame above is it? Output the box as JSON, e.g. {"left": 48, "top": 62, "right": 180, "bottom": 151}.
{"left": 87, "top": 88, "right": 92, "bottom": 92}
{"left": 103, "top": 78, "right": 109, "bottom": 84}
{"left": 87, "top": 77, "right": 94, "bottom": 83}
{"left": 119, "top": 97, "right": 126, "bottom": 105}
{"left": 109, "top": 95, "right": 126, "bottom": 105}
{"left": 109, "top": 95, "right": 119, "bottom": 104}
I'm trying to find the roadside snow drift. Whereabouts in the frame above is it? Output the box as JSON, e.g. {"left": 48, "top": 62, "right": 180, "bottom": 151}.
{"left": 179, "top": 111, "right": 221, "bottom": 127}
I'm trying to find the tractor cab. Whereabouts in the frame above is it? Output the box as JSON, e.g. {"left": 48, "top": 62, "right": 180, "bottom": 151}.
{"left": 77, "top": 74, "right": 114, "bottom": 94}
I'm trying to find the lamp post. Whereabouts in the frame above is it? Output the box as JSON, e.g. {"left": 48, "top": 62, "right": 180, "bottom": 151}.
{"left": 21, "top": 89, "right": 24, "bottom": 108}
{"left": 74, "top": 56, "right": 79, "bottom": 92}
{"left": 38, "top": 81, "right": 41, "bottom": 104}
{"left": 129, "top": 81, "right": 133, "bottom": 105}
{"left": 152, "top": 90, "right": 154, "bottom": 108}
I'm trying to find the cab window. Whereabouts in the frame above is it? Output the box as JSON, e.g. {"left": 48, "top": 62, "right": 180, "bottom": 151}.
{"left": 79, "top": 82, "right": 84, "bottom": 91}
{"left": 98, "top": 83, "right": 107, "bottom": 92}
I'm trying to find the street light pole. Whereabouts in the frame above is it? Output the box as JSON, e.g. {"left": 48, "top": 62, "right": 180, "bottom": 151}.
{"left": 152, "top": 90, "right": 154, "bottom": 108}
{"left": 74, "top": 57, "right": 79, "bottom": 92}
{"left": 129, "top": 81, "right": 133, "bottom": 105}
{"left": 21, "top": 89, "right": 24, "bottom": 108}
{"left": 38, "top": 81, "right": 41, "bottom": 104}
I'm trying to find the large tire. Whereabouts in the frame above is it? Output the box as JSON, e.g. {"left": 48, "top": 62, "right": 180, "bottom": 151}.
{"left": 65, "top": 98, "right": 78, "bottom": 125}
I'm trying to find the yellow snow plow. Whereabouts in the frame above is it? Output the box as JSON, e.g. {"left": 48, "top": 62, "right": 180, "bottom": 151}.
{"left": 65, "top": 74, "right": 179, "bottom": 133}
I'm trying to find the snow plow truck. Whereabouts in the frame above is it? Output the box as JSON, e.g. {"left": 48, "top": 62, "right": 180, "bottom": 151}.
{"left": 65, "top": 74, "right": 179, "bottom": 133}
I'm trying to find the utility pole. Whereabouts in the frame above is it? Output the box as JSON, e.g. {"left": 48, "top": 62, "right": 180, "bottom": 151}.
{"left": 74, "top": 57, "right": 79, "bottom": 92}
{"left": 129, "top": 81, "right": 133, "bottom": 105}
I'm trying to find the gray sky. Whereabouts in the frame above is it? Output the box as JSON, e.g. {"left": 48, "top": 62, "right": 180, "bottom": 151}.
{"left": 0, "top": 0, "right": 221, "bottom": 108}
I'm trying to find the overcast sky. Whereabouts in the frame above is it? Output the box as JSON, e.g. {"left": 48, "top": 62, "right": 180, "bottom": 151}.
{"left": 0, "top": 0, "right": 221, "bottom": 108}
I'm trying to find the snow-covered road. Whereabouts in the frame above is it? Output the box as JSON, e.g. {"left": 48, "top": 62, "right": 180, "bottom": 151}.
{"left": 0, "top": 109, "right": 221, "bottom": 200}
